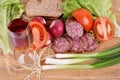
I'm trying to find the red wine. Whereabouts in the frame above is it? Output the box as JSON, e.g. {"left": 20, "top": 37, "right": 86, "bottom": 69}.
{"left": 8, "top": 18, "right": 29, "bottom": 50}
{"left": 9, "top": 34, "right": 29, "bottom": 50}
{"left": 10, "top": 25, "right": 27, "bottom": 32}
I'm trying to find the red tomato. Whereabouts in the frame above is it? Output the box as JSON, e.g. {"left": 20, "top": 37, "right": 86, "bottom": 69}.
{"left": 29, "top": 21, "right": 48, "bottom": 50}
{"left": 93, "top": 17, "right": 115, "bottom": 42}
{"left": 72, "top": 8, "right": 93, "bottom": 32}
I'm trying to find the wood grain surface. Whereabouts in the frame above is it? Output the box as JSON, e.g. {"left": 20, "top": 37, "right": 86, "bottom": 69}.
{"left": 0, "top": 0, "right": 120, "bottom": 80}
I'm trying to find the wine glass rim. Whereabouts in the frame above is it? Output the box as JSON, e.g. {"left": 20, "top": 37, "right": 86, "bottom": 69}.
{"left": 7, "top": 18, "right": 29, "bottom": 34}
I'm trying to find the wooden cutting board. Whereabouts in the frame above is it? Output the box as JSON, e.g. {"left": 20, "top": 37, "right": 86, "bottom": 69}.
{"left": 0, "top": 0, "right": 120, "bottom": 80}
{"left": 0, "top": 37, "right": 120, "bottom": 80}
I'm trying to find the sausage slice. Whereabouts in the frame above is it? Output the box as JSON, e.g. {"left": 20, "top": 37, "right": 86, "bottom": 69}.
{"left": 65, "top": 17, "right": 84, "bottom": 39}
{"left": 52, "top": 37, "right": 71, "bottom": 53}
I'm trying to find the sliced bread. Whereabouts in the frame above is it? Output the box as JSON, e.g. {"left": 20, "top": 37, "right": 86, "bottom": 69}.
{"left": 25, "top": 0, "right": 63, "bottom": 18}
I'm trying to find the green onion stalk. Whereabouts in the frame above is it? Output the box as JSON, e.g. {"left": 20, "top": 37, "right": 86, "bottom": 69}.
{"left": 45, "top": 57, "right": 96, "bottom": 65}
{"left": 43, "top": 44, "right": 120, "bottom": 70}
{"left": 43, "top": 52, "right": 120, "bottom": 70}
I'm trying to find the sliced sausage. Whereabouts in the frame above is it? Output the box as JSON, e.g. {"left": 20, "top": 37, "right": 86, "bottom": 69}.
{"left": 52, "top": 37, "right": 71, "bottom": 53}
{"left": 80, "top": 35, "right": 89, "bottom": 50}
{"left": 80, "top": 33, "right": 95, "bottom": 50}
{"left": 82, "top": 33, "right": 98, "bottom": 52}
{"left": 84, "top": 33, "right": 95, "bottom": 46}
{"left": 65, "top": 17, "right": 84, "bottom": 39}
{"left": 69, "top": 38, "right": 84, "bottom": 53}
{"left": 52, "top": 33, "right": 98, "bottom": 53}
{"left": 65, "top": 33, "right": 97, "bottom": 53}
{"left": 78, "top": 39, "right": 84, "bottom": 52}
{"left": 65, "top": 36, "right": 73, "bottom": 48}
{"left": 70, "top": 39, "right": 80, "bottom": 52}
{"left": 85, "top": 39, "right": 98, "bottom": 52}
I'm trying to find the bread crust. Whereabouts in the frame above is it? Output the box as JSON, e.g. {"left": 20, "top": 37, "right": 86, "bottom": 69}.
{"left": 25, "top": 0, "right": 63, "bottom": 18}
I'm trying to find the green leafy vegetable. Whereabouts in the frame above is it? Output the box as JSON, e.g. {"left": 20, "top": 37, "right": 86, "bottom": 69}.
{"left": 62, "top": 0, "right": 112, "bottom": 19}
{"left": 63, "top": 0, "right": 113, "bottom": 18}
{"left": 62, "top": 0, "right": 81, "bottom": 18}
{"left": 62, "top": 0, "right": 120, "bottom": 37}
{"left": 0, "top": 0, "right": 24, "bottom": 54}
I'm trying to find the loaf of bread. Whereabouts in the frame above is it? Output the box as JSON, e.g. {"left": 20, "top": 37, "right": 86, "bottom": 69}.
{"left": 25, "top": 0, "right": 63, "bottom": 18}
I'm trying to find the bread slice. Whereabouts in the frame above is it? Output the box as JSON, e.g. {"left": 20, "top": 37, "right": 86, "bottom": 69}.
{"left": 25, "top": 0, "right": 63, "bottom": 18}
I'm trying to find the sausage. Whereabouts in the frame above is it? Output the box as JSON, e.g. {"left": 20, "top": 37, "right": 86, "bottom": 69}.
{"left": 70, "top": 33, "right": 98, "bottom": 52}
{"left": 82, "top": 33, "right": 98, "bottom": 52}
{"left": 52, "top": 37, "right": 71, "bottom": 53}
{"left": 85, "top": 39, "right": 98, "bottom": 52}
{"left": 67, "top": 38, "right": 84, "bottom": 53}
{"left": 65, "top": 36, "right": 73, "bottom": 48}
{"left": 77, "top": 39, "right": 85, "bottom": 52}
{"left": 80, "top": 33, "right": 95, "bottom": 50}
{"left": 80, "top": 35, "right": 89, "bottom": 50}
{"left": 65, "top": 17, "right": 84, "bottom": 39}
{"left": 52, "top": 34, "right": 98, "bottom": 53}
{"left": 70, "top": 39, "right": 80, "bottom": 52}
{"left": 84, "top": 33, "right": 95, "bottom": 45}
{"left": 65, "top": 36, "right": 84, "bottom": 52}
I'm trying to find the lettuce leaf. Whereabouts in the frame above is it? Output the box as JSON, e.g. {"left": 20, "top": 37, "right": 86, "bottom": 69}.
{"left": 62, "top": 0, "right": 113, "bottom": 19}
{"left": 62, "top": 0, "right": 120, "bottom": 37}
{"left": 0, "top": 0, "right": 24, "bottom": 55}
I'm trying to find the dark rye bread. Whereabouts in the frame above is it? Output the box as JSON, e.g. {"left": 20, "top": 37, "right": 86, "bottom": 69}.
{"left": 25, "top": 0, "right": 63, "bottom": 18}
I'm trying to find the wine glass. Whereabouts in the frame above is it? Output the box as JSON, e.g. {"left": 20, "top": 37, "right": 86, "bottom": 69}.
{"left": 7, "top": 18, "right": 31, "bottom": 61}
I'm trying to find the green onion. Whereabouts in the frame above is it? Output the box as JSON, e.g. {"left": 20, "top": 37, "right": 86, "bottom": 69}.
{"left": 55, "top": 53, "right": 97, "bottom": 58}
{"left": 43, "top": 45, "right": 120, "bottom": 70}
{"left": 45, "top": 57, "right": 95, "bottom": 65}
{"left": 91, "top": 54, "right": 120, "bottom": 68}
{"left": 42, "top": 64, "right": 92, "bottom": 70}
{"left": 43, "top": 52, "right": 120, "bottom": 70}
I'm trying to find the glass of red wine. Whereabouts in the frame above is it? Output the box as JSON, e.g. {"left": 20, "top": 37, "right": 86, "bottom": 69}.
{"left": 8, "top": 18, "right": 31, "bottom": 60}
